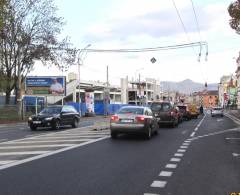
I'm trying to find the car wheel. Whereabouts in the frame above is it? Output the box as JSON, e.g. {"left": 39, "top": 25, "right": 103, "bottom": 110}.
{"left": 221, "top": 114, "right": 223, "bottom": 117}
{"left": 146, "top": 126, "right": 152, "bottom": 139}
{"left": 111, "top": 131, "right": 117, "bottom": 139}
{"left": 52, "top": 119, "right": 60, "bottom": 130}
{"left": 30, "top": 124, "right": 37, "bottom": 131}
{"left": 72, "top": 118, "right": 78, "bottom": 128}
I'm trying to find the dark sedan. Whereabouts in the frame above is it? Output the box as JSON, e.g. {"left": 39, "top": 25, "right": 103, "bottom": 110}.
{"left": 28, "top": 105, "right": 80, "bottom": 130}
{"left": 110, "top": 106, "right": 158, "bottom": 139}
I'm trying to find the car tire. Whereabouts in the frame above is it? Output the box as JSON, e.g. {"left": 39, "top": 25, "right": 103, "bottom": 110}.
{"left": 30, "top": 124, "right": 37, "bottom": 131}
{"left": 221, "top": 114, "right": 223, "bottom": 117}
{"left": 52, "top": 119, "right": 60, "bottom": 130}
{"left": 146, "top": 126, "right": 152, "bottom": 139}
{"left": 111, "top": 131, "right": 117, "bottom": 139}
{"left": 72, "top": 118, "right": 78, "bottom": 128}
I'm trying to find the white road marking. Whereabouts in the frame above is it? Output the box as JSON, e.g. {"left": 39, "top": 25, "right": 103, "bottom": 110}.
{"left": 232, "top": 153, "right": 240, "bottom": 157}
{"left": 165, "top": 164, "right": 177, "bottom": 169}
{"left": 174, "top": 153, "right": 184, "bottom": 157}
{"left": 0, "top": 136, "right": 109, "bottom": 171}
{"left": 184, "top": 140, "right": 191, "bottom": 143}
{"left": 10, "top": 139, "right": 92, "bottom": 144}
{"left": 0, "top": 144, "right": 74, "bottom": 149}
{"left": 151, "top": 181, "right": 167, "bottom": 188}
{"left": 170, "top": 158, "right": 181, "bottom": 162}
{"left": 217, "top": 119, "right": 223, "bottom": 122}
{"left": 180, "top": 146, "right": 188, "bottom": 149}
{"left": 194, "top": 127, "right": 198, "bottom": 131}
{"left": 159, "top": 171, "right": 173, "bottom": 177}
{"left": 144, "top": 193, "right": 160, "bottom": 195}
{"left": 0, "top": 139, "right": 7, "bottom": 142}
{"left": 0, "top": 160, "right": 17, "bottom": 165}
{"left": 177, "top": 149, "right": 186, "bottom": 153}
{"left": 181, "top": 130, "right": 188, "bottom": 134}
{"left": 190, "top": 132, "right": 195, "bottom": 137}
{"left": 191, "top": 127, "right": 240, "bottom": 141}
{"left": 226, "top": 137, "right": 240, "bottom": 140}
{"left": 30, "top": 135, "right": 103, "bottom": 139}
{"left": 183, "top": 142, "right": 190, "bottom": 145}
{"left": 0, "top": 151, "right": 49, "bottom": 156}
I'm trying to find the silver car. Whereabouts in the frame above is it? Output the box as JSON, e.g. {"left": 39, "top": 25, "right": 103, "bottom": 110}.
{"left": 110, "top": 106, "right": 158, "bottom": 139}
{"left": 211, "top": 107, "right": 224, "bottom": 117}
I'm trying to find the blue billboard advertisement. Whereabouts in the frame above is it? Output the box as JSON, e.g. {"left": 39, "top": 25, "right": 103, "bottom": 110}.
{"left": 25, "top": 76, "right": 66, "bottom": 96}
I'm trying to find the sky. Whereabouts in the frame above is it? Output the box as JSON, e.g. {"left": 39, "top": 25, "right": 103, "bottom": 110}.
{"left": 31, "top": 0, "right": 240, "bottom": 86}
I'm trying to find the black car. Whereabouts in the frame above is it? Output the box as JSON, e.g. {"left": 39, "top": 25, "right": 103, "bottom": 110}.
{"left": 28, "top": 105, "right": 80, "bottom": 130}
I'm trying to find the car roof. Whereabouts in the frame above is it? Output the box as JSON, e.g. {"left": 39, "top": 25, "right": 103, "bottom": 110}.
{"left": 121, "top": 106, "right": 147, "bottom": 109}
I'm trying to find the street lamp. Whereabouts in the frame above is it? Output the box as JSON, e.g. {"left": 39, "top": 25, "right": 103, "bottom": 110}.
{"left": 77, "top": 44, "right": 91, "bottom": 116}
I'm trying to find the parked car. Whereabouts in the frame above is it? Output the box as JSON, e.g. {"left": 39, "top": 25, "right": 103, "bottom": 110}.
{"left": 28, "top": 105, "right": 80, "bottom": 130}
{"left": 150, "top": 101, "right": 178, "bottom": 127}
{"left": 177, "top": 104, "right": 191, "bottom": 120}
{"left": 211, "top": 107, "right": 224, "bottom": 117}
{"left": 110, "top": 106, "right": 158, "bottom": 139}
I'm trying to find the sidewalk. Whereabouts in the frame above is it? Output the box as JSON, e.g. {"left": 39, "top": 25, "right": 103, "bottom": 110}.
{"left": 225, "top": 109, "right": 240, "bottom": 125}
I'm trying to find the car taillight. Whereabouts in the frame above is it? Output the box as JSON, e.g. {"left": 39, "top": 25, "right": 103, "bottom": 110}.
{"left": 169, "top": 111, "right": 174, "bottom": 116}
{"left": 135, "top": 116, "right": 145, "bottom": 122}
{"left": 111, "top": 115, "right": 119, "bottom": 121}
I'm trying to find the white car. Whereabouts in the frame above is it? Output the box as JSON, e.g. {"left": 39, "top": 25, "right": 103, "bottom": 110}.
{"left": 211, "top": 107, "right": 224, "bottom": 117}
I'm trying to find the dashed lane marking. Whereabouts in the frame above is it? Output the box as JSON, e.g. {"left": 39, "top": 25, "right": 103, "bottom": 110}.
{"left": 226, "top": 137, "right": 240, "bottom": 140}
{"left": 165, "top": 164, "right": 177, "bottom": 169}
{"left": 180, "top": 146, "right": 188, "bottom": 149}
{"left": 183, "top": 142, "right": 190, "bottom": 145}
{"left": 170, "top": 158, "right": 181, "bottom": 162}
{"left": 190, "top": 132, "right": 195, "bottom": 137}
{"left": 177, "top": 149, "right": 186, "bottom": 153}
{"left": 144, "top": 193, "right": 160, "bottom": 195}
{"left": 174, "top": 153, "right": 184, "bottom": 157}
{"left": 159, "top": 171, "right": 173, "bottom": 177}
{"left": 151, "top": 181, "right": 167, "bottom": 188}
{"left": 232, "top": 153, "right": 240, "bottom": 157}
{"left": 7, "top": 139, "right": 92, "bottom": 144}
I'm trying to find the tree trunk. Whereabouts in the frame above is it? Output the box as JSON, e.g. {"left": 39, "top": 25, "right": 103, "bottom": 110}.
{"left": 5, "top": 89, "right": 11, "bottom": 104}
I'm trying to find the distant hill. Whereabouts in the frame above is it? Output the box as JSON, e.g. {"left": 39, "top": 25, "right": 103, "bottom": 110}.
{"left": 161, "top": 79, "right": 218, "bottom": 94}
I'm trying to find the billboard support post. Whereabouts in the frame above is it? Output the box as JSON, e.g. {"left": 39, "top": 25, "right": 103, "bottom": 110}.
{"left": 35, "top": 96, "right": 38, "bottom": 115}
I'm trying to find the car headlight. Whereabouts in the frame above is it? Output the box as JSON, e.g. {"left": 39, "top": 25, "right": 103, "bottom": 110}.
{"left": 28, "top": 117, "right": 32, "bottom": 121}
{"left": 45, "top": 117, "right": 53, "bottom": 121}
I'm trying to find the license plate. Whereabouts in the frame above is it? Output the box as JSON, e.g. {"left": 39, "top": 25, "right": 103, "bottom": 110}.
{"left": 33, "top": 121, "right": 41, "bottom": 124}
{"left": 121, "top": 119, "right": 133, "bottom": 123}
{"left": 155, "top": 113, "right": 158, "bottom": 117}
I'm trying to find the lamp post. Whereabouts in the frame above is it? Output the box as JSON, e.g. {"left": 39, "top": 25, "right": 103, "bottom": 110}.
{"left": 77, "top": 44, "right": 91, "bottom": 116}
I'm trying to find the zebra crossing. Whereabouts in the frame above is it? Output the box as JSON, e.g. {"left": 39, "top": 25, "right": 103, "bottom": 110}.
{"left": 0, "top": 126, "right": 110, "bottom": 170}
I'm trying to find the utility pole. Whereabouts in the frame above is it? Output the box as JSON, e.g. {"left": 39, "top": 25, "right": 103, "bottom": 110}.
{"left": 104, "top": 66, "right": 109, "bottom": 116}
{"left": 139, "top": 73, "right": 141, "bottom": 105}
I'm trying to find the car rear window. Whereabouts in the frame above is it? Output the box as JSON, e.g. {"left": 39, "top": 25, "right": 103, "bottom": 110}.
{"left": 177, "top": 106, "right": 187, "bottom": 111}
{"left": 118, "top": 107, "right": 144, "bottom": 115}
{"left": 151, "top": 103, "right": 171, "bottom": 111}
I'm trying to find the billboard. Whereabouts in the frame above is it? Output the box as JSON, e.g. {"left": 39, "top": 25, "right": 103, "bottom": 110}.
{"left": 85, "top": 92, "right": 94, "bottom": 113}
{"left": 25, "top": 76, "right": 66, "bottom": 96}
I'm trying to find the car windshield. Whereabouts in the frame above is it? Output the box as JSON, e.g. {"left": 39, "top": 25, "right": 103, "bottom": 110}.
{"left": 39, "top": 107, "right": 62, "bottom": 115}
{"left": 151, "top": 103, "right": 171, "bottom": 111}
{"left": 118, "top": 107, "right": 144, "bottom": 115}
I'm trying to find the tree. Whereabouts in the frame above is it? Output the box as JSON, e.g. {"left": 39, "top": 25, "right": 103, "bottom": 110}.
{"left": 228, "top": 0, "right": 240, "bottom": 34}
{"left": 0, "top": 0, "right": 76, "bottom": 116}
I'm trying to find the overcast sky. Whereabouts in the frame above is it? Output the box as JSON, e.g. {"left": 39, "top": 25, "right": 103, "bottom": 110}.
{"left": 31, "top": 0, "right": 240, "bottom": 86}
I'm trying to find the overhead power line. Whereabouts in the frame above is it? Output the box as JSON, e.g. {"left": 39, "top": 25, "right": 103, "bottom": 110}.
{"left": 190, "top": 0, "right": 202, "bottom": 41}
{"left": 85, "top": 42, "right": 208, "bottom": 54}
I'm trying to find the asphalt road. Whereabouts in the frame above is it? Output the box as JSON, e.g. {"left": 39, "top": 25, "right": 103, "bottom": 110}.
{"left": 0, "top": 113, "right": 239, "bottom": 195}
